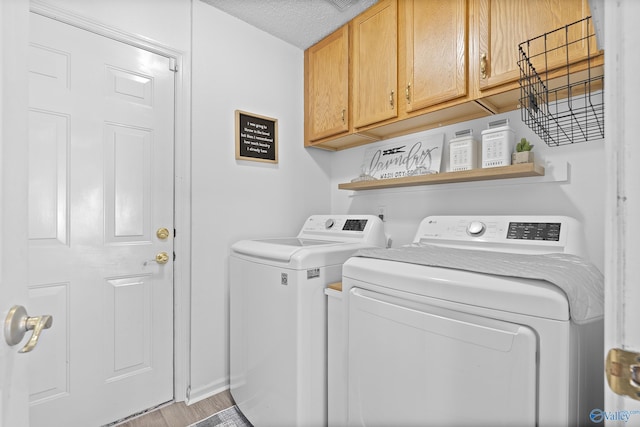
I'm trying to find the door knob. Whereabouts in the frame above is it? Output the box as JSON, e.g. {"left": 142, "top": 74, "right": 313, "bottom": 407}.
{"left": 4, "top": 305, "right": 53, "bottom": 353}
{"left": 144, "top": 252, "right": 170, "bottom": 266}
{"left": 155, "top": 252, "right": 169, "bottom": 264}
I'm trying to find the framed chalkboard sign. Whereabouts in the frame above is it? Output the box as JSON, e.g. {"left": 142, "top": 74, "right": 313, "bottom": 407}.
{"left": 235, "top": 110, "right": 278, "bottom": 163}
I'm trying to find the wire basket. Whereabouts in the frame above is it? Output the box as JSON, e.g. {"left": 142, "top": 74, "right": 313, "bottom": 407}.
{"left": 518, "top": 16, "right": 604, "bottom": 147}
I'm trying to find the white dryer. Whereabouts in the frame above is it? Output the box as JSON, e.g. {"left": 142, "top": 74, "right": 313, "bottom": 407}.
{"left": 230, "top": 215, "right": 386, "bottom": 427}
{"left": 341, "top": 216, "right": 604, "bottom": 427}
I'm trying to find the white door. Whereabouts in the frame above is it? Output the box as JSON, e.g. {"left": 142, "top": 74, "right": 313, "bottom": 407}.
{"left": 27, "top": 12, "right": 175, "bottom": 426}
{"left": 604, "top": 0, "right": 640, "bottom": 425}
{"left": 1, "top": 1, "right": 31, "bottom": 426}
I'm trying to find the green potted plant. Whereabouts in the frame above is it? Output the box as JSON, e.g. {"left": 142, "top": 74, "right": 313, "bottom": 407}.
{"left": 512, "top": 138, "right": 534, "bottom": 164}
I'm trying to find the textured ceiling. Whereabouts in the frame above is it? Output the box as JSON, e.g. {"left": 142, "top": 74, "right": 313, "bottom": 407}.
{"left": 201, "top": 0, "right": 379, "bottom": 50}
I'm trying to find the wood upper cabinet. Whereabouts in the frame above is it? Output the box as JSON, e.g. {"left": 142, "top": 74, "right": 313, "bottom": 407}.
{"left": 476, "top": 0, "right": 592, "bottom": 92}
{"left": 305, "top": 25, "right": 349, "bottom": 143}
{"left": 352, "top": 0, "right": 398, "bottom": 128}
{"left": 404, "top": 0, "right": 468, "bottom": 112}
{"left": 303, "top": 0, "right": 599, "bottom": 150}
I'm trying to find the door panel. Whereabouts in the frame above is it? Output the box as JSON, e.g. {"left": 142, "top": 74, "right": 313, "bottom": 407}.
{"left": 106, "top": 66, "right": 154, "bottom": 106}
{"left": 29, "top": 43, "right": 70, "bottom": 94}
{"left": 27, "top": 283, "right": 70, "bottom": 404}
{"left": 28, "top": 109, "right": 69, "bottom": 245}
{"left": 28, "top": 13, "right": 175, "bottom": 427}
{"left": 104, "top": 275, "right": 153, "bottom": 380}
{"left": 104, "top": 123, "right": 152, "bottom": 243}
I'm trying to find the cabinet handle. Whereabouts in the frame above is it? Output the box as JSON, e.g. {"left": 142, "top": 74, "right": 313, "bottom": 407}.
{"left": 406, "top": 84, "right": 411, "bottom": 103}
{"left": 389, "top": 90, "right": 395, "bottom": 109}
{"left": 480, "top": 53, "right": 488, "bottom": 79}
{"left": 341, "top": 109, "right": 345, "bottom": 124}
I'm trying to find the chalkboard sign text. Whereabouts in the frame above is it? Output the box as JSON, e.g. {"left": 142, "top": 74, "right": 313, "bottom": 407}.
{"left": 235, "top": 110, "right": 278, "bottom": 163}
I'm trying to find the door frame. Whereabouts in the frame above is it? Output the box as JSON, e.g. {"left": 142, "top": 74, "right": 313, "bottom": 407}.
{"left": 604, "top": 0, "right": 640, "bottom": 418}
{"left": 29, "top": 1, "right": 193, "bottom": 403}
{"left": 1, "top": 0, "right": 30, "bottom": 425}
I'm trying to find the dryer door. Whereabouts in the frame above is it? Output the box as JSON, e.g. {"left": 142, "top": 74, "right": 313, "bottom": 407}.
{"left": 348, "top": 288, "right": 537, "bottom": 427}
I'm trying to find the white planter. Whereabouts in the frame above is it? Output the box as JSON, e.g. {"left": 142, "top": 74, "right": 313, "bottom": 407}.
{"left": 512, "top": 151, "right": 534, "bottom": 164}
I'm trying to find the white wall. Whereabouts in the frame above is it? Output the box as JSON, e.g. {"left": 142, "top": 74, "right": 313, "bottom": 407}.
{"left": 329, "top": 109, "right": 606, "bottom": 271}
{"left": 189, "top": 1, "right": 332, "bottom": 400}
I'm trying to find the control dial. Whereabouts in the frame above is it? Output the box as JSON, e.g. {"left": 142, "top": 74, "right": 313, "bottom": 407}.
{"left": 467, "top": 221, "right": 486, "bottom": 237}
{"left": 325, "top": 219, "right": 335, "bottom": 229}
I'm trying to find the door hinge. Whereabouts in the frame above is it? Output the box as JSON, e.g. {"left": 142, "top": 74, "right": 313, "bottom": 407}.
{"left": 606, "top": 348, "right": 640, "bottom": 400}
{"left": 169, "top": 57, "right": 178, "bottom": 72}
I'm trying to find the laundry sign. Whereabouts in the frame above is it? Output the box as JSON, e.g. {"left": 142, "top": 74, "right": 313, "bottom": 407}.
{"left": 359, "top": 133, "right": 444, "bottom": 180}
{"left": 235, "top": 110, "right": 278, "bottom": 163}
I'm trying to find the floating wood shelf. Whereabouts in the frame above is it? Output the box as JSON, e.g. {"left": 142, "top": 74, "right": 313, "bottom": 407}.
{"left": 338, "top": 163, "right": 545, "bottom": 191}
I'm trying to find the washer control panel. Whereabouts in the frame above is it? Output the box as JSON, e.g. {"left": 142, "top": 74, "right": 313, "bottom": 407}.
{"left": 297, "top": 215, "right": 387, "bottom": 246}
{"left": 413, "top": 215, "right": 584, "bottom": 256}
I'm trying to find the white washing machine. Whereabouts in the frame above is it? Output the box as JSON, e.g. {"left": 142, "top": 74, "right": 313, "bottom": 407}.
{"left": 230, "top": 215, "right": 386, "bottom": 427}
{"left": 341, "top": 215, "right": 604, "bottom": 427}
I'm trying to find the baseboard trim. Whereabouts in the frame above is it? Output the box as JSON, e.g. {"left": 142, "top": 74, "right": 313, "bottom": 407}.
{"left": 187, "top": 378, "right": 230, "bottom": 405}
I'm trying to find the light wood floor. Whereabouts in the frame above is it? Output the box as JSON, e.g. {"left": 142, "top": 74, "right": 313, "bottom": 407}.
{"left": 115, "top": 390, "right": 235, "bottom": 427}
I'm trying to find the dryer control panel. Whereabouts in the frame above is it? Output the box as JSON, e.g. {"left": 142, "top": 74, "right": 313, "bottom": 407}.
{"left": 413, "top": 215, "right": 586, "bottom": 257}
{"left": 506, "top": 222, "right": 561, "bottom": 241}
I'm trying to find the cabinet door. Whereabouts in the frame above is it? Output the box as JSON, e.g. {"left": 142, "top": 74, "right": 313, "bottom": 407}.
{"left": 405, "top": 0, "right": 468, "bottom": 112}
{"left": 353, "top": 0, "right": 397, "bottom": 128}
{"left": 477, "top": 0, "right": 591, "bottom": 91}
{"left": 305, "top": 25, "right": 349, "bottom": 142}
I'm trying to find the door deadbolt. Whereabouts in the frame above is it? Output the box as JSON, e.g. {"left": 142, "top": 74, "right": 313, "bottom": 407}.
{"left": 156, "top": 227, "right": 170, "bottom": 240}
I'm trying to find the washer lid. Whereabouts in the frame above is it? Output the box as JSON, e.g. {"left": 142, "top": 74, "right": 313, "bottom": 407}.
{"left": 255, "top": 237, "right": 337, "bottom": 247}
{"left": 231, "top": 237, "right": 341, "bottom": 262}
